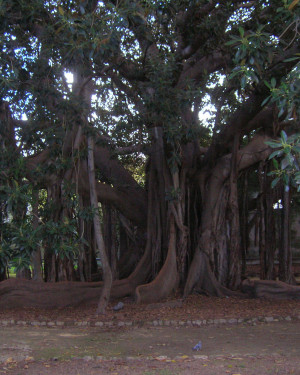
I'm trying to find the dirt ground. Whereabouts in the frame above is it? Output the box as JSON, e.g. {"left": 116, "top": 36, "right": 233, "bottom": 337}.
{"left": 1, "top": 321, "right": 300, "bottom": 374}
{"left": 1, "top": 295, "right": 300, "bottom": 374}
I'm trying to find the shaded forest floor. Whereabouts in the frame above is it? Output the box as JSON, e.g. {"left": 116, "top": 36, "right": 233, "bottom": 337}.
{"left": 1, "top": 294, "right": 300, "bottom": 324}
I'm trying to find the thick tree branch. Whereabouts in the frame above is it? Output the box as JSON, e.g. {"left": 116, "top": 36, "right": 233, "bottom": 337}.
{"left": 78, "top": 161, "right": 147, "bottom": 228}
{"left": 109, "top": 72, "right": 145, "bottom": 113}
{"left": 176, "top": 51, "right": 229, "bottom": 89}
{"left": 114, "top": 143, "right": 149, "bottom": 155}
{"left": 175, "top": 0, "right": 241, "bottom": 61}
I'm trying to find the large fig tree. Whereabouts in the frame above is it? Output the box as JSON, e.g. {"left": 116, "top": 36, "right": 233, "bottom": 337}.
{"left": 0, "top": 0, "right": 299, "bottom": 311}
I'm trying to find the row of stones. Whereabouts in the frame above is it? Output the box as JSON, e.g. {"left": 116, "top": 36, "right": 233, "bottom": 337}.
{"left": 4, "top": 352, "right": 268, "bottom": 365}
{"left": 73, "top": 352, "right": 279, "bottom": 362}
{"left": 0, "top": 315, "right": 299, "bottom": 328}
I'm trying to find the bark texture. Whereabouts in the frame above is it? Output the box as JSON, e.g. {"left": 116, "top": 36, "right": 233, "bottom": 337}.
{"left": 135, "top": 216, "right": 179, "bottom": 303}
{"left": 242, "top": 279, "right": 300, "bottom": 300}
{"left": 88, "top": 135, "right": 113, "bottom": 314}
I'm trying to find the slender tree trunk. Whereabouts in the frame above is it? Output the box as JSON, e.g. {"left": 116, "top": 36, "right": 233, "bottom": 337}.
{"left": 147, "top": 127, "right": 169, "bottom": 277}
{"left": 87, "top": 135, "right": 112, "bottom": 314}
{"left": 78, "top": 195, "right": 86, "bottom": 282}
{"left": 258, "top": 162, "right": 266, "bottom": 280}
{"left": 240, "top": 170, "right": 249, "bottom": 279}
{"left": 279, "top": 187, "right": 295, "bottom": 284}
{"left": 31, "top": 188, "right": 43, "bottom": 281}
{"left": 265, "top": 175, "right": 277, "bottom": 280}
{"left": 227, "top": 134, "right": 241, "bottom": 289}
{"left": 103, "top": 205, "right": 119, "bottom": 280}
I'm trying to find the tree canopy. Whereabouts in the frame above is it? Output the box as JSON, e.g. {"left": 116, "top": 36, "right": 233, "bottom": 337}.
{"left": 0, "top": 0, "right": 299, "bottom": 311}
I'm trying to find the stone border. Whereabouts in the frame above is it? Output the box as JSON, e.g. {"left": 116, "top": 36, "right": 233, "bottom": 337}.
{"left": 2, "top": 352, "right": 282, "bottom": 364}
{"left": 67, "top": 351, "right": 283, "bottom": 362}
{"left": 1, "top": 315, "right": 299, "bottom": 328}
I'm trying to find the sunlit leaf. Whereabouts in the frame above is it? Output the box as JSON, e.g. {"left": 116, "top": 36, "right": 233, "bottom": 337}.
{"left": 58, "top": 6, "right": 64, "bottom": 16}
{"left": 288, "top": 0, "right": 299, "bottom": 10}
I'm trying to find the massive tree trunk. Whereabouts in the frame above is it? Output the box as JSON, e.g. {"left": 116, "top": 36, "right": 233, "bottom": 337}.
{"left": 184, "top": 135, "right": 273, "bottom": 297}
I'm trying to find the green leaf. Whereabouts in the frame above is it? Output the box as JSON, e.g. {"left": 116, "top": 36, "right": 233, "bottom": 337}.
{"left": 272, "top": 158, "right": 279, "bottom": 169}
{"left": 281, "top": 130, "right": 288, "bottom": 143}
{"left": 284, "top": 56, "right": 300, "bottom": 62}
{"left": 265, "top": 140, "right": 280, "bottom": 148}
{"left": 268, "top": 171, "right": 277, "bottom": 176}
{"left": 261, "top": 96, "right": 271, "bottom": 107}
{"left": 226, "top": 39, "right": 238, "bottom": 46}
{"left": 241, "top": 75, "right": 246, "bottom": 89}
{"left": 281, "top": 156, "right": 291, "bottom": 169}
{"left": 287, "top": 134, "right": 300, "bottom": 143}
{"left": 283, "top": 174, "right": 289, "bottom": 186}
{"left": 269, "top": 149, "right": 283, "bottom": 159}
{"left": 264, "top": 80, "right": 271, "bottom": 89}
{"left": 271, "top": 77, "right": 276, "bottom": 88}
{"left": 271, "top": 177, "right": 280, "bottom": 188}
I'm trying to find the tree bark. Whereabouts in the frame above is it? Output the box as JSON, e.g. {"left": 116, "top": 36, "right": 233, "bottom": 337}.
{"left": 87, "top": 135, "right": 112, "bottom": 314}
{"left": 135, "top": 215, "right": 179, "bottom": 303}
{"left": 103, "top": 205, "right": 119, "bottom": 280}
{"left": 227, "top": 133, "right": 241, "bottom": 289}
{"left": 31, "top": 188, "right": 43, "bottom": 282}
{"left": 265, "top": 172, "right": 277, "bottom": 280}
{"left": 258, "top": 162, "right": 266, "bottom": 280}
{"left": 242, "top": 279, "right": 300, "bottom": 300}
{"left": 184, "top": 135, "right": 272, "bottom": 296}
{"left": 279, "top": 187, "right": 295, "bottom": 284}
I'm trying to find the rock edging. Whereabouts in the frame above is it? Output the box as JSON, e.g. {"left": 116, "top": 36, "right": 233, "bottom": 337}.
{"left": 0, "top": 315, "right": 299, "bottom": 328}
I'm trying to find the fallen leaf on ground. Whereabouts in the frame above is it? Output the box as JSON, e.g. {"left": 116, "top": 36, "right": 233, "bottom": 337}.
{"left": 155, "top": 356, "right": 168, "bottom": 361}
{"left": 4, "top": 358, "right": 15, "bottom": 365}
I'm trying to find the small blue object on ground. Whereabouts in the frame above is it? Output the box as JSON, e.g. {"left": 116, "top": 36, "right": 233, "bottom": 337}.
{"left": 113, "top": 302, "right": 124, "bottom": 311}
{"left": 192, "top": 341, "right": 202, "bottom": 351}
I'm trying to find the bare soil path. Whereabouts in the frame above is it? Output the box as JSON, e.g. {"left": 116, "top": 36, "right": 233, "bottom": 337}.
{"left": 1, "top": 321, "right": 300, "bottom": 374}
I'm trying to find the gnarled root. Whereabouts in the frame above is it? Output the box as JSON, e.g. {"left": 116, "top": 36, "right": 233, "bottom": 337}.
{"left": 242, "top": 279, "right": 300, "bottom": 300}
{"left": 135, "top": 217, "right": 179, "bottom": 304}
{"left": 184, "top": 251, "right": 235, "bottom": 298}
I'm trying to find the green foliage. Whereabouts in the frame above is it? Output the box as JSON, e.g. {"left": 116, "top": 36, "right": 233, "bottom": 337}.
{"left": 227, "top": 25, "right": 276, "bottom": 89}
{"left": 42, "top": 218, "right": 80, "bottom": 260}
{"left": 226, "top": 1, "right": 299, "bottom": 118}
{"left": 262, "top": 63, "right": 300, "bottom": 118}
{"left": 266, "top": 130, "right": 300, "bottom": 191}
